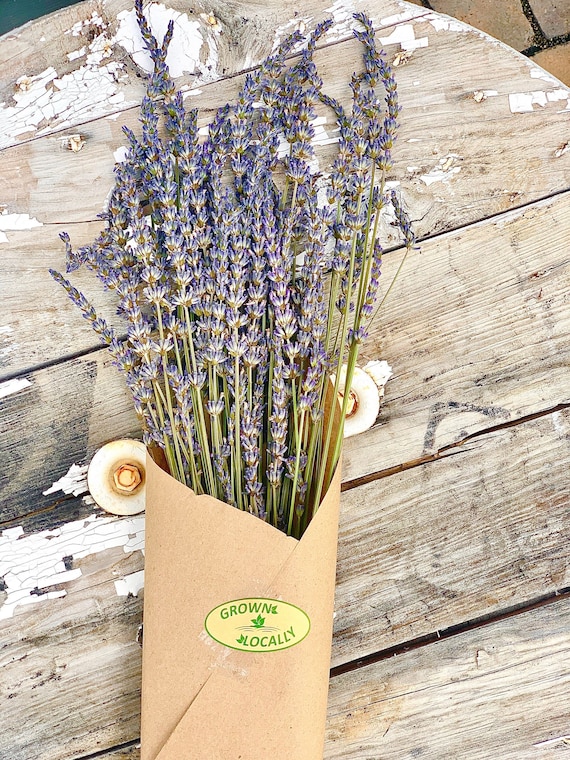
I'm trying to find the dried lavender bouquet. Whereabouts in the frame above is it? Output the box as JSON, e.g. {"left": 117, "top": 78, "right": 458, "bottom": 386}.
{"left": 51, "top": 1, "right": 414, "bottom": 538}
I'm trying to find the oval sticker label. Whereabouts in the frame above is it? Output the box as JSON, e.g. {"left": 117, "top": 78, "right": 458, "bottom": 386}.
{"left": 205, "top": 597, "right": 310, "bottom": 653}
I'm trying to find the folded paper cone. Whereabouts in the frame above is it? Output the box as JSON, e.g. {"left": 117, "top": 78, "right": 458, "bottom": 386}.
{"left": 141, "top": 453, "right": 341, "bottom": 760}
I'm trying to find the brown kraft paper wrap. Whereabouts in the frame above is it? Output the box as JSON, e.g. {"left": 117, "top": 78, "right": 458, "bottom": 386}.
{"left": 141, "top": 450, "right": 341, "bottom": 760}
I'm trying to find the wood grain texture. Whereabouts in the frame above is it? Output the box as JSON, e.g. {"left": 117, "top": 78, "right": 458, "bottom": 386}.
{"left": 334, "top": 406, "right": 570, "bottom": 665}
{"left": 0, "top": 547, "right": 144, "bottom": 760}
{"left": 326, "top": 598, "right": 570, "bottom": 759}
{"left": 0, "top": 352, "right": 139, "bottom": 530}
{"left": 1, "top": 408, "right": 568, "bottom": 758}
{"left": 1, "top": 3, "right": 569, "bottom": 759}
{"left": 0, "top": 0, "right": 419, "bottom": 148}
{"left": 342, "top": 190, "right": 570, "bottom": 481}
{"left": 93, "top": 748, "right": 140, "bottom": 760}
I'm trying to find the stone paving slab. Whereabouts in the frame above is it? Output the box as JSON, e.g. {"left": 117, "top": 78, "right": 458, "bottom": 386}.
{"left": 532, "top": 40, "right": 570, "bottom": 82}
{"left": 407, "top": 0, "right": 570, "bottom": 84}
{"left": 426, "top": 0, "right": 535, "bottom": 50}
{"left": 528, "top": 0, "right": 570, "bottom": 38}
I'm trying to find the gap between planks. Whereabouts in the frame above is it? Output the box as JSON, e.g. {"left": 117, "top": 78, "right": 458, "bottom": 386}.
{"left": 3, "top": 186, "right": 569, "bottom": 385}
{"left": 70, "top": 594, "right": 570, "bottom": 760}
{"left": 331, "top": 584, "right": 570, "bottom": 677}
{"left": 342, "top": 400, "right": 570, "bottom": 493}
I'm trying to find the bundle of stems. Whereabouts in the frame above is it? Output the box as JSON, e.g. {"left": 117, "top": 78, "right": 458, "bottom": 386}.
{"left": 51, "top": 1, "right": 415, "bottom": 538}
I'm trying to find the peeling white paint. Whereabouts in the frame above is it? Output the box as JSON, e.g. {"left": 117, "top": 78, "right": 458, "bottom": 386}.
{"left": 0, "top": 325, "right": 18, "bottom": 363}
{"left": 0, "top": 8, "right": 142, "bottom": 148}
{"left": 115, "top": 3, "right": 217, "bottom": 80}
{"left": 181, "top": 87, "right": 203, "bottom": 100}
{"left": 380, "top": 24, "right": 428, "bottom": 51}
{"left": 529, "top": 67, "right": 559, "bottom": 85}
{"left": 114, "top": 145, "right": 130, "bottom": 163}
{"left": 0, "top": 513, "right": 145, "bottom": 619}
{"left": 324, "top": 0, "right": 356, "bottom": 42}
{"left": 115, "top": 569, "right": 145, "bottom": 597}
{"left": 547, "top": 89, "right": 570, "bottom": 103}
{"left": 509, "top": 91, "right": 547, "bottom": 113}
{"left": 0, "top": 377, "right": 31, "bottom": 399}
{"left": 0, "top": 211, "right": 43, "bottom": 238}
{"left": 0, "top": 57, "right": 134, "bottom": 148}
{"left": 67, "top": 46, "right": 86, "bottom": 62}
{"left": 426, "top": 13, "right": 467, "bottom": 33}
{"left": 272, "top": 16, "right": 313, "bottom": 52}
{"left": 66, "top": 12, "right": 105, "bottom": 37}
{"left": 43, "top": 463, "right": 89, "bottom": 498}
{"left": 311, "top": 116, "right": 341, "bottom": 147}
{"left": 420, "top": 154, "right": 462, "bottom": 185}
{"left": 380, "top": 10, "right": 423, "bottom": 27}
{"left": 509, "top": 88, "right": 570, "bottom": 113}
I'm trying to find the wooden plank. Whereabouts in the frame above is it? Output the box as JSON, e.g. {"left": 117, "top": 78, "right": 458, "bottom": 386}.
{"left": 334, "top": 406, "right": 570, "bottom": 665}
{"left": 0, "top": 547, "right": 144, "bottom": 760}
{"left": 1, "top": 408, "right": 568, "bottom": 758}
{"left": 1, "top": 9, "right": 568, "bottom": 231}
{"left": 91, "top": 748, "right": 140, "bottom": 760}
{"left": 0, "top": 352, "right": 139, "bottom": 530}
{"left": 0, "top": 0, "right": 420, "bottom": 148}
{"left": 342, "top": 190, "right": 570, "bottom": 480}
{"left": 68, "top": 600, "right": 570, "bottom": 759}
{"left": 0, "top": 223, "right": 124, "bottom": 376}
{"left": 326, "top": 599, "right": 570, "bottom": 759}
{"left": 2, "top": 193, "right": 568, "bottom": 515}
{"left": 90, "top": 747, "right": 140, "bottom": 760}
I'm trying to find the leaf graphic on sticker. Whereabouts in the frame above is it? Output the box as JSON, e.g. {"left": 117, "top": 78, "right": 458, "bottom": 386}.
{"left": 236, "top": 634, "right": 247, "bottom": 644}
{"left": 271, "top": 605, "right": 278, "bottom": 614}
{"left": 252, "top": 614, "right": 265, "bottom": 628}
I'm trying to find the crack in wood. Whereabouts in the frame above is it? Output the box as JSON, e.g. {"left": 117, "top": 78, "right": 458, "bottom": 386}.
{"left": 330, "top": 585, "right": 570, "bottom": 678}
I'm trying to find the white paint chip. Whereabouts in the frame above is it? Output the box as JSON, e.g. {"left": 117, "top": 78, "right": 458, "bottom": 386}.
{"left": 43, "top": 463, "right": 89, "bottom": 498}
{"left": 0, "top": 377, "right": 31, "bottom": 399}
{"left": 0, "top": 513, "right": 145, "bottom": 619}
{"left": 530, "top": 67, "right": 559, "bottom": 85}
{"left": 324, "top": 0, "right": 356, "bottom": 41}
{"left": 115, "top": 3, "right": 214, "bottom": 79}
{"left": 509, "top": 91, "right": 548, "bottom": 113}
{"left": 426, "top": 14, "right": 467, "bottom": 33}
{"left": 547, "top": 89, "right": 570, "bottom": 102}
{"left": 380, "top": 24, "right": 428, "bottom": 51}
{"left": 0, "top": 58, "right": 134, "bottom": 148}
{"left": 115, "top": 569, "right": 145, "bottom": 597}
{"left": 272, "top": 15, "right": 313, "bottom": 51}
{"left": 67, "top": 46, "right": 86, "bottom": 62}
{"left": 0, "top": 211, "right": 43, "bottom": 233}
{"left": 420, "top": 154, "right": 463, "bottom": 185}
{"left": 113, "top": 145, "right": 130, "bottom": 163}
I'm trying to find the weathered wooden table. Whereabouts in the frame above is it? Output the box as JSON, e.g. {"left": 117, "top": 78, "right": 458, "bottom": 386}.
{"left": 1, "top": 1, "right": 569, "bottom": 758}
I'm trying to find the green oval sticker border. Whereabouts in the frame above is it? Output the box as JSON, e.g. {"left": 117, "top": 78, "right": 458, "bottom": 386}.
{"left": 204, "top": 597, "right": 311, "bottom": 653}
